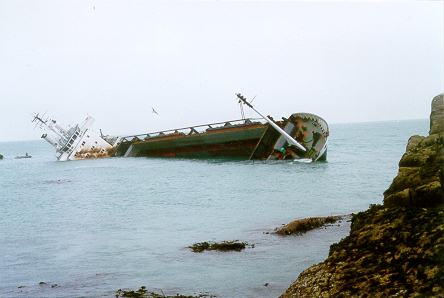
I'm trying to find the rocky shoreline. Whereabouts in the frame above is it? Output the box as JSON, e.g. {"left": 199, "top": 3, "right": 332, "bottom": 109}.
{"left": 280, "top": 94, "right": 444, "bottom": 297}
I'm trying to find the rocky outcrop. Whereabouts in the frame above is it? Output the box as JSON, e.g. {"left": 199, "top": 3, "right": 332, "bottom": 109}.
{"left": 274, "top": 216, "right": 343, "bottom": 236}
{"left": 430, "top": 94, "right": 444, "bottom": 135}
{"left": 384, "top": 94, "right": 443, "bottom": 207}
{"left": 280, "top": 94, "right": 444, "bottom": 297}
{"left": 189, "top": 240, "right": 252, "bottom": 252}
{"left": 280, "top": 205, "right": 444, "bottom": 297}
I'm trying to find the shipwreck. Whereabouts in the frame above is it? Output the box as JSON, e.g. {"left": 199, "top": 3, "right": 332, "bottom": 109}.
{"left": 32, "top": 113, "right": 118, "bottom": 161}
{"left": 34, "top": 94, "right": 329, "bottom": 162}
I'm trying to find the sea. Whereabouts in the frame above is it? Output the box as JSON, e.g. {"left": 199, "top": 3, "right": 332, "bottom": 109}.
{"left": 0, "top": 119, "right": 428, "bottom": 298}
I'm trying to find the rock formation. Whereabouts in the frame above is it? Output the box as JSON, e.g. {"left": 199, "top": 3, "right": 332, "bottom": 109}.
{"left": 280, "top": 94, "right": 444, "bottom": 297}
{"left": 384, "top": 94, "right": 444, "bottom": 208}
{"left": 274, "top": 215, "right": 343, "bottom": 236}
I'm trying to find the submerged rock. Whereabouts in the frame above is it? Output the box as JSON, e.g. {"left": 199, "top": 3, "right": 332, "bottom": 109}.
{"left": 189, "top": 240, "right": 251, "bottom": 253}
{"left": 274, "top": 215, "right": 343, "bottom": 236}
{"left": 280, "top": 94, "right": 444, "bottom": 297}
{"left": 115, "top": 286, "right": 214, "bottom": 298}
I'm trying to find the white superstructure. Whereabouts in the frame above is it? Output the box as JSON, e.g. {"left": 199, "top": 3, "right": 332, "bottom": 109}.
{"left": 32, "top": 114, "right": 116, "bottom": 161}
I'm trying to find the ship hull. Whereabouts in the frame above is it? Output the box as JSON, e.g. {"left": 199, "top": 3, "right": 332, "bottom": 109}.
{"left": 119, "top": 124, "right": 268, "bottom": 159}
{"left": 115, "top": 113, "right": 329, "bottom": 162}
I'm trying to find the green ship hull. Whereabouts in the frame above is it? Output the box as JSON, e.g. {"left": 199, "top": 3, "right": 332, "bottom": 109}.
{"left": 116, "top": 122, "right": 270, "bottom": 159}
{"left": 115, "top": 113, "right": 329, "bottom": 161}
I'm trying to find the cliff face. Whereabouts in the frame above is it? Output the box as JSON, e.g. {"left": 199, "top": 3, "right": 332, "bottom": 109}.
{"left": 384, "top": 94, "right": 444, "bottom": 208}
{"left": 281, "top": 94, "right": 444, "bottom": 298}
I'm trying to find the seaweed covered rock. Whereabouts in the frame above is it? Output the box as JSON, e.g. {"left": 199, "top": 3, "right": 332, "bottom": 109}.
{"left": 274, "top": 215, "right": 343, "bottom": 236}
{"left": 189, "top": 240, "right": 251, "bottom": 253}
{"left": 280, "top": 94, "right": 444, "bottom": 297}
{"left": 281, "top": 205, "right": 444, "bottom": 297}
{"left": 115, "top": 286, "right": 214, "bottom": 298}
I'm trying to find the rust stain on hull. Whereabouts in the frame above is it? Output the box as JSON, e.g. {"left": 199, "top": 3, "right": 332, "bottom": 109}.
{"left": 73, "top": 148, "right": 114, "bottom": 160}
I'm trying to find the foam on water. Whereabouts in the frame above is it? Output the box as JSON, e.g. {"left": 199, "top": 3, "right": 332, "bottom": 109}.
{"left": 0, "top": 119, "right": 428, "bottom": 297}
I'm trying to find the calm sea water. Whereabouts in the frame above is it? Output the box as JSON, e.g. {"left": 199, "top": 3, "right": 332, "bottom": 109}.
{"left": 0, "top": 119, "right": 428, "bottom": 298}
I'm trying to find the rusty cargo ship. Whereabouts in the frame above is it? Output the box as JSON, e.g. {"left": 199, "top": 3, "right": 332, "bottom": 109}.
{"left": 115, "top": 113, "right": 328, "bottom": 161}
{"left": 34, "top": 94, "right": 329, "bottom": 162}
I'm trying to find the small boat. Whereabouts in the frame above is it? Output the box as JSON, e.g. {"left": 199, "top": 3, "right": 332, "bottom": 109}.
{"left": 15, "top": 153, "right": 32, "bottom": 159}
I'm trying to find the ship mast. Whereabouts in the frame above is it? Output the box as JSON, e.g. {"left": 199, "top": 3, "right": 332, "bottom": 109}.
{"left": 32, "top": 114, "right": 67, "bottom": 140}
{"left": 236, "top": 93, "right": 306, "bottom": 152}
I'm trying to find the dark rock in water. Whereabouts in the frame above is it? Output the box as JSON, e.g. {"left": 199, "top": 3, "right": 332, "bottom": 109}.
{"left": 190, "top": 241, "right": 211, "bottom": 252}
{"left": 115, "top": 286, "right": 214, "bottom": 298}
{"left": 116, "top": 286, "right": 147, "bottom": 298}
{"left": 280, "top": 94, "right": 444, "bottom": 297}
{"left": 189, "top": 240, "right": 251, "bottom": 252}
{"left": 0, "top": 153, "right": 3, "bottom": 159}
{"left": 274, "top": 215, "right": 343, "bottom": 236}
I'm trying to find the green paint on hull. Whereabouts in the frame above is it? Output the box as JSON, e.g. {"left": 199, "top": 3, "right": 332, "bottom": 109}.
{"left": 120, "top": 124, "right": 268, "bottom": 159}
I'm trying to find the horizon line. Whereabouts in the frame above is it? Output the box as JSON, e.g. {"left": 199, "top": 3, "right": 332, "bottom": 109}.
{"left": 0, "top": 117, "right": 429, "bottom": 143}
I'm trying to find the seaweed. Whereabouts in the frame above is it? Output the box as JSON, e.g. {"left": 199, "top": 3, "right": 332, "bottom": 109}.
{"left": 274, "top": 215, "right": 343, "bottom": 236}
{"left": 189, "top": 240, "right": 252, "bottom": 253}
{"left": 115, "top": 286, "right": 214, "bottom": 298}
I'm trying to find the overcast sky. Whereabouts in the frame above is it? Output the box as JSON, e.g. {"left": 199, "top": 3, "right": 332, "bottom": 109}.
{"left": 0, "top": 0, "right": 442, "bottom": 141}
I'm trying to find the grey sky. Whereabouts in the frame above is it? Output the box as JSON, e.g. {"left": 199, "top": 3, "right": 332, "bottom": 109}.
{"left": 0, "top": 0, "right": 442, "bottom": 141}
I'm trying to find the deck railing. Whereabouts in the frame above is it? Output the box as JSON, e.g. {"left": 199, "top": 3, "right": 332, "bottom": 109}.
{"left": 119, "top": 118, "right": 265, "bottom": 142}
